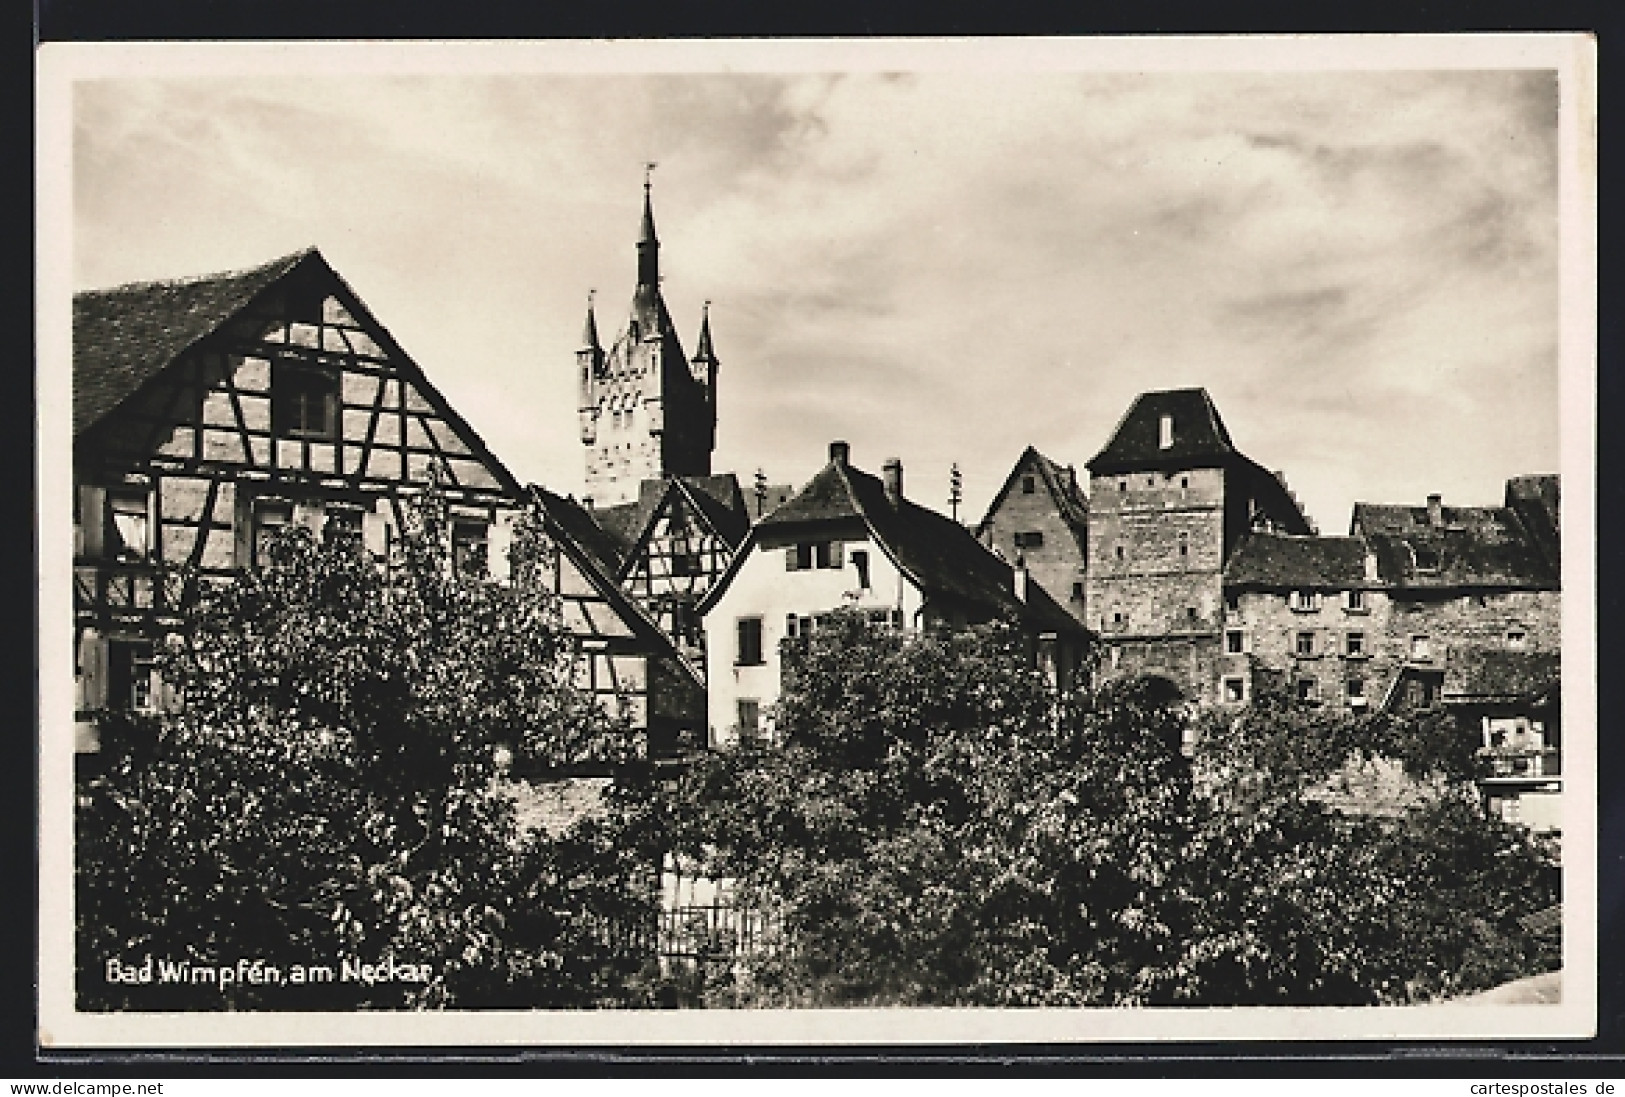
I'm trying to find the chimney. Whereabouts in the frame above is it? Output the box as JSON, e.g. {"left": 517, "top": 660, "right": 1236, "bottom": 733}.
{"left": 829, "top": 440, "right": 850, "bottom": 466}
{"left": 1427, "top": 493, "right": 1443, "bottom": 528}
{"left": 882, "top": 457, "right": 904, "bottom": 506}
{"left": 1013, "top": 554, "right": 1029, "bottom": 603}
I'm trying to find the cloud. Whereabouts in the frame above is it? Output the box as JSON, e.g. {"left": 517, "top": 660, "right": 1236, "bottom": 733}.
{"left": 70, "top": 66, "right": 1561, "bottom": 529}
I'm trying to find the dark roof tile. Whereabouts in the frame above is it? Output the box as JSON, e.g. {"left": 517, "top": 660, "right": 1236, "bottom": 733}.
{"left": 73, "top": 249, "right": 315, "bottom": 437}
{"left": 1086, "top": 388, "right": 1236, "bottom": 474}
{"left": 1224, "top": 532, "right": 1369, "bottom": 588}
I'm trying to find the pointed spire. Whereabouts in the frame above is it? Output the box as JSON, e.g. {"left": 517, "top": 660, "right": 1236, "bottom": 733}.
{"left": 580, "top": 289, "right": 600, "bottom": 351}
{"left": 640, "top": 164, "right": 659, "bottom": 245}
{"left": 637, "top": 165, "right": 660, "bottom": 288}
{"left": 692, "top": 300, "right": 717, "bottom": 363}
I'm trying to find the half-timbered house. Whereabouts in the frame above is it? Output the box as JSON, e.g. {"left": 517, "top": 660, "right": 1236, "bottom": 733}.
{"left": 590, "top": 474, "right": 752, "bottom": 665}
{"left": 72, "top": 247, "right": 694, "bottom": 760}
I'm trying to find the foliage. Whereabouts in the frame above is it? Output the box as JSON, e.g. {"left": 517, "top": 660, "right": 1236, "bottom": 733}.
{"left": 77, "top": 485, "right": 666, "bottom": 1010}
{"left": 673, "top": 612, "right": 1560, "bottom": 1007}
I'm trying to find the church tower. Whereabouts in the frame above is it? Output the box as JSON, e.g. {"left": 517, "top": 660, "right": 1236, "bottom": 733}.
{"left": 578, "top": 178, "right": 717, "bottom": 507}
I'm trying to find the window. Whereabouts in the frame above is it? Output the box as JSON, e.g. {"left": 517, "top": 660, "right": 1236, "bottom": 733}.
{"left": 107, "top": 640, "right": 156, "bottom": 712}
{"left": 1071, "top": 581, "right": 1084, "bottom": 603}
{"left": 1296, "top": 677, "right": 1318, "bottom": 702}
{"left": 1346, "top": 678, "right": 1366, "bottom": 706}
{"left": 1407, "top": 677, "right": 1439, "bottom": 706}
{"left": 1223, "top": 677, "right": 1245, "bottom": 703}
{"left": 1114, "top": 545, "right": 1125, "bottom": 562}
{"left": 1225, "top": 629, "right": 1245, "bottom": 654}
{"left": 737, "top": 699, "right": 761, "bottom": 737}
{"left": 851, "top": 549, "right": 871, "bottom": 590}
{"left": 452, "top": 519, "right": 489, "bottom": 577}
{"left": 1180, "top": 476, "right": 1189, "bottom": 490}
{"left": 1225, "top": 592, "right": 1241, "bottom": 613}
{"left": 1345, "top": 588, "right": 1367, "bottom": 612}
{"left": 1118, "top": 480, "right": 1127, "bottom": 493}
{"left": 1506, "top": 628, "right": 1528, "bottom": 650}
{"left": 1410, "top": 634, "right": 1432, "bottom": 661}
{"left": 251, "top": 498, "right": 293, "bottom": 569}
{"left": 1289, "top": 590, "right": 1318, "bottom": 612}
{"left": 787, "top": 541, "right": 842, "bottom": 570}
{"left": 1295, "top": 631, "right": 1316, "bottom": 658}
{"left": 1178, "top": 533, "right": 1188, "bottom": 558}
{"left": 1159, "top": 413, "right": 1175, "bottom": 450}
{"left": 106, "top": 489, "right": 150, "bottom": 561}
{"left": 1412, "top": 543, "right": 1441, "bottom": 573}
{"left": 736, "top": 617, "right": 764, "bottom": 666}
{"left": 1021, "top": 475, "right": 1036, "bottom": 495}
{"left": 323, "top": 505, "right": 362, "bottom": 544}
{"left": 671, "top": 602, "right": 699, "bottom": 645}
{"left": 1014, "top": 531, "right": 1045, "bottom": 550}
{"left": 1185, "top": 606, "right": 1199, "bottom": 623}
{"left": 272, "top": 358, "right": 339, "bottom": 440}
{"left": 1111, "top": 610, "right": 1125, "bottom": 628}
{"left": 1345, "top": 631, "right": 1366, "bottom": 658}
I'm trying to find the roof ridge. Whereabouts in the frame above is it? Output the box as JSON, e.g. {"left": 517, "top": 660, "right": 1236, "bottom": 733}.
{"left": 76, "top": 247, "right": 317, "bottom": 299}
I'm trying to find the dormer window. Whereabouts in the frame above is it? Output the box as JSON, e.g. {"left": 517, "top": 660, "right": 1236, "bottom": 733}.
{"left": 1411, "top": 543, "right": 1441, "bottom": 573}
{"left": 273, "top": 357, "right": 339, "bottom": 440}
{"left": 1158, "top": 413, "right": 1174, "bottom": 450}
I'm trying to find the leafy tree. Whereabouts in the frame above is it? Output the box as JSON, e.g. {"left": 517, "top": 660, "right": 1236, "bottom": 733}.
{"left": 77, "top": 486, "right": 666, "bottom": 1010}
{"left": 674, "top": 616, "right": 1560, "bottom": 1007}
{"left": 671, "top": 611, "right": 1194, "bottom": 1006}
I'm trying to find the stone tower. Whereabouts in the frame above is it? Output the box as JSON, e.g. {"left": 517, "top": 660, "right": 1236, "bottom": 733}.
{"left": 1084, "top": 387, "right": 1311, "bottom": 702}
{"left": 577, "top": 180, "right": 717, "bottom": 506}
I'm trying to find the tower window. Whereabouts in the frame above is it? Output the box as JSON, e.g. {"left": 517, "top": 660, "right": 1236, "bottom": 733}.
{"left": 1159, "top": 413, "right": 1175, "bottom": 449}
{"left": 1226, "top": 629, "right": 1245, "bottom": 654}
{"left": 1114, "top": 545, "right": 1124, "bottom": 562}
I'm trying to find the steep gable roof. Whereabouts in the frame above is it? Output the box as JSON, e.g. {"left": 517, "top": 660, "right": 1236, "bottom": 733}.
{"left": 1224, "top": 532, "right": 1370, "bottom": 589}
{"left": 975, "top": 445, "right": 1089, "bottom": 555}
{"left": 1086, "top": 387, "right": 1236, "bottom": 475}
{"left": 73, "top": 248, "right": 315, "bottom": 437}
{"left": 73, "top": 247, "right": 524, "bottom": 499}
{"left": 527, "top": 484, "right": 703, "bottom": 690}
{"left": 531, "top": 485, "right": 631, "bottom": 579}
{"left": 706, "top": 454, "right": 1085, "bottom": 636}
{"left": 1350, "top": 499, "right": 1557, "bottom": 588}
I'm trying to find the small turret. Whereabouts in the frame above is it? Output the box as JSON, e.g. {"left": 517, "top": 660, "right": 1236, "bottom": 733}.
{"left": 577, "top": 291, "right": 603, "bottom": 444}
{"left": 691, "top": 300, "right": 718, "bottom": 387}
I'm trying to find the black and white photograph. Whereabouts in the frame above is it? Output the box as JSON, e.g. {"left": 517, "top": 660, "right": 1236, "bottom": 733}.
{"left": 36, "top": 35, "right": 1597, "bottom": 1047}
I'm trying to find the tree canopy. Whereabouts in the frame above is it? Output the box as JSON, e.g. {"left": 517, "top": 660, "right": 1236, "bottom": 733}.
{"left": 77, "top": 488, "right": 666, "bottom": 1010}
{"left": 671, "top": 610, "right": 1560, "bottom": 1007}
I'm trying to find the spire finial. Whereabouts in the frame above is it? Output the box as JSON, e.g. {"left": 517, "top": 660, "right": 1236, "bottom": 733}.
{"left": 580, "top": 288, "right": 601, "bottom": 351}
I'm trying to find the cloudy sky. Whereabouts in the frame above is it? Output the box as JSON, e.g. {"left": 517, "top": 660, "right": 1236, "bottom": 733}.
{"left": 70, "top": 51, "right": 1564, "bottom": 530}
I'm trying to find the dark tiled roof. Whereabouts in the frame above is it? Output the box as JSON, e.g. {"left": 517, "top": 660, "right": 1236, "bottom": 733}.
{"left": 532, "top": 486, "right": 631, "bottom": 578}
{"left": 1224, "top": 532, "right": 1369, "bottom": 589}
{"left": 1443, "top": 648, "right": 1560, "bottom": 702}
{"left": 1351, "top": 500, "right": 1558, "bottom": 588}
{"left": 677, "top": 475, "right": 750, "bottom": 548}
{"left": 73, "top": 248, "right": 315, "bottom": 437}
{"left": 755, "top": 458, "right": 1084, "bottom": 635}
{"left": 1086, "top": 388, "right": 1236, "bottom": 474}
